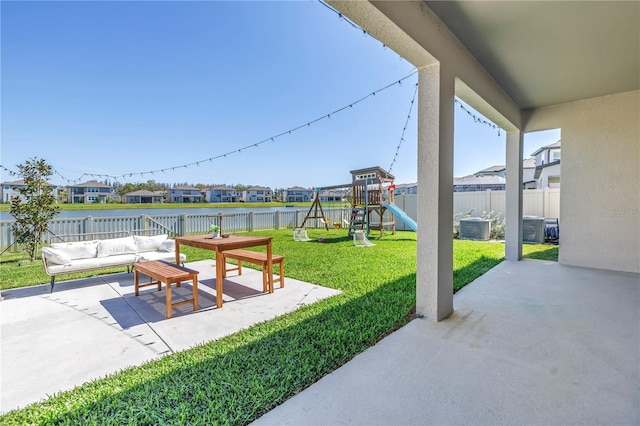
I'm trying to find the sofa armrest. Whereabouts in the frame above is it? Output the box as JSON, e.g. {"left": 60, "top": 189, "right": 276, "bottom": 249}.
{"left": 41, "top": 253, "right": 53, "bottom": 277}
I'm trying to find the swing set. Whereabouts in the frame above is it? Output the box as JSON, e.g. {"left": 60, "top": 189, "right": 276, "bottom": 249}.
{"left": 295, "top": 166, "right": 396, "bottom": 242}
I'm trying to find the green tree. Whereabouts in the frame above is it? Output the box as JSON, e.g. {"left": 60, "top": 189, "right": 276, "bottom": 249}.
{"left": 10, "top": 158, "right": 60, "bottom": 261}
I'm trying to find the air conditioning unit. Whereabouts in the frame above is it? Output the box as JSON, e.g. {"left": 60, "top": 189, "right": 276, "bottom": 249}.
{"left": 459, "top": 218, "right": 491, "bottom": 240}
{"left": 523, "top": 216, "right": 545, "bottom": 243}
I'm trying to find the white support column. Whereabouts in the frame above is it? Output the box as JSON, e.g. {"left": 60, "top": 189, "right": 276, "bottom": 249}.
{"left": 416, "top": 63, "right": 454, "bottom": 322}
{"left": 505, "top": 130, "right": 523, "bottom": 260}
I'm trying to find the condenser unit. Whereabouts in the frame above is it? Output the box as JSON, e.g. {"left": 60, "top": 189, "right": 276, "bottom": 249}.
{"left": 523, "top": 216, "right": 545, "bottom": 243}
{"left": 459, "top": 218, "right": 491, "bottom": 240}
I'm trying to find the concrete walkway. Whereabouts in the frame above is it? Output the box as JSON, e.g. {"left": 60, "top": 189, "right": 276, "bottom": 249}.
{"left": 254, "top": 260, "right": 639, "bottom": 425}
{"left": 0, "top": 260, "right": 340, "bottom": 413}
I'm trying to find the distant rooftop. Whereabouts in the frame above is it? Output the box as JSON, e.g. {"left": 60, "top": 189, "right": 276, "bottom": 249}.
{"left": 531, "top": 140, "right": 561, "bottom": 156}
{"left": 125, "top": 190, "right": 161, "bottom": 196}
{"left": 454, "top": 175, "right": 506, "bottom": 185}
{"left": 173, "top": 185, "right": 200, "bottom": 191}
{"left": 245, "top": 186, "right": 272, "bottom": 191}
{"left": 477, "top": 165, "right": 506, "bottom": 174}
{"left": 523, "top": 157, "right": 536, "bottom": 168}
{"left": 70, "top": 180, "right": 113, "bottom": 188}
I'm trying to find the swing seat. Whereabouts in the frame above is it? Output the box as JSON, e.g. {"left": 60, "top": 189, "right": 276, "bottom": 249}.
{"left": 353, "top": 230, "right": 375, "bottom": 247}
{"left": 294, "top": 228, "right": 313, "bottom": 242}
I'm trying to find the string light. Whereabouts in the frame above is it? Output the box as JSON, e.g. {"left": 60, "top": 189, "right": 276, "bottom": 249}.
{"left": 454, "top": 98, "right": 502, "bottom": 136}
{"left": 388, "top": 82, "right": 419, "bottom": 174}
{"left": 1, "top": 165, "right": 18, "bottom": 177}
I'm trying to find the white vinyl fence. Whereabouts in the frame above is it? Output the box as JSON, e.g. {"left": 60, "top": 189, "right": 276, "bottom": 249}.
{"left": 393, "top": 188, "right": 560, "bottom": 230}
{"left": 0, "top": 189, "right": 559, "bottom": 250}
{"left": 0, "top": 208, "right": 350, "bottom": 252}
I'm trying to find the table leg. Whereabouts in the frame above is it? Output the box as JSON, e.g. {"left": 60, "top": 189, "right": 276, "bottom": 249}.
{"left": 267, "top": 240, "right": 273, "bottom": 293}
{"left": 192, "top": 274, "right": 199, "bottom": 311}
{"left": 166, "top": 282, "right": 172, "bottom": 319}
{"left": 134, "top": 269, "right": 140, "bottom": 296}
{"left": 215, "top": 250, "right": 224, "bottom": 308}
{"left": 175, "top": 242, "right": 181, "bottom": 265}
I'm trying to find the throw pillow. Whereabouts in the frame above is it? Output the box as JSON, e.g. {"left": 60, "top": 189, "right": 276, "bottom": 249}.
{"left": 97, "top": 236, "right": 137, "bottom": 258}
{"left": 42, "top": 247, "right": 72, "bottom": 265}
{"left": 51, "top": 240, "right": 98, "bottom": 260}
{"left": 134, "top": 234, "right": 168, "bottom": 253}
{"left": 158, "top": 239, "right": 175, "bottom": 252}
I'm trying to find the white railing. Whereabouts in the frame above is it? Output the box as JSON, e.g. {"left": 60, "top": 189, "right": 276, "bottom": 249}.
{"left": 0, "top": 208, "right": 349, "bottom": 251}
{"left": 0, "top": 189, "right": 560, "bottom": 250}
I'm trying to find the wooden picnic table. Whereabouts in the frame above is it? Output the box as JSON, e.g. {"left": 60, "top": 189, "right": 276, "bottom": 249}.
{"left": 174, "top": 235, "right": 273, "bottom": 309}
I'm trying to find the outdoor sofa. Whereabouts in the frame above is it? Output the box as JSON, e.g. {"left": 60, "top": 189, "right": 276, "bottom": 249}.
{"left": 41, "top": 234, "right": 186, "bottom": 292}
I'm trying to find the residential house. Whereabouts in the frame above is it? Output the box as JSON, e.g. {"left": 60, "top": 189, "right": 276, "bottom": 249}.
{"left": 168, "top": 185, "right": 204, "bottom": 203}
{"left": 453, "top": 157, "right": 542, "bottom": 192}
{"left": 124, "top": 190, "right": 164, "bottom": 204}
{"left": 205, "top": 186, "right": 240, "bottom": 203}
{"left": 329, "top": 1, "right": 639, "bottom": 325}
{"left": 475, "top": 165, "right": 506, "bottom": 178}
{"left": 242, "top": 2, "right": 638, "bottom": 423}
{"left": 242, "top": 186, "right": 273, "bottom": 202}
{"left": 283, "top": 187, "right": 314, "bottom": 203}
{"left": 522, "top": 157, "right": 537, "bottom": 189}
{"left": 393, "top": 182, "right": 418, "bottom": 196}
{"left": 67, "top": 180, "right": 116, "bottom": 204}
{"left": 531, "top": 140, "right": 561, "bottom": 188}
{"left": 453, "top": 175, "right": 506, "bottom": 192}
{"left": 318, "top": 189, "right": 345, "bottom": 203}
{"left": 1, "top": 179, "right": 58, "bottom": 203}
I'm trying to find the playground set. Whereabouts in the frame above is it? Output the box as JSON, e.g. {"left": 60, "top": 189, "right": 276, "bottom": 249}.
{"left": 295, "top": 166, "right": 417, "bottom": 244}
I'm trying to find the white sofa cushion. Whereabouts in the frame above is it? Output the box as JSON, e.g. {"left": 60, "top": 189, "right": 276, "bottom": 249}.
{"left": 97, "top": 236, "right": 137, "bottom": 258}
{"left": 46, "top": 254, "right": 138, "bottom": 275}
{"left": 51, "top": 241, "right": 98, "bottom": 260}
{"left": 134, "top": 234, "right": 168, "bottom": 253}
{"left": 158, "top": 239, "right": 175, "bottom": 252}
{"left": 42, "top": 247, "right": 72, "bottom": 265}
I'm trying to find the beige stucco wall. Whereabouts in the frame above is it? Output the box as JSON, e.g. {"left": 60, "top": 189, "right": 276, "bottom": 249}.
{"left": 524, "top": 90, "right": 640, "bottom": 273}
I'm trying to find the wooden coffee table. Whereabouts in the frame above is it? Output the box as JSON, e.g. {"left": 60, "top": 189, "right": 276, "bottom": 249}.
{"left": 134, "top": 260, "right": 199, "bottom": 319}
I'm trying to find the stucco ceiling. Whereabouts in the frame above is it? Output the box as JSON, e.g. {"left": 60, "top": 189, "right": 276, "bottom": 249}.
{"left": 424, "top": 1, "right": 640, "bottom": 110}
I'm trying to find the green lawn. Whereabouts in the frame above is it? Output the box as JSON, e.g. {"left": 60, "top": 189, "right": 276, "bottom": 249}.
{"left": 0, "top": 230, "right": 557, "bottom": 424}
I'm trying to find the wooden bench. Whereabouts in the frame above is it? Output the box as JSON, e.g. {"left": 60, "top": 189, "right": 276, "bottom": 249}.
{"left": 222, "top": 249, "right": 285, "bottom": 293}
{"left": 134, "top": 260, "right": 199, "bottom": 319}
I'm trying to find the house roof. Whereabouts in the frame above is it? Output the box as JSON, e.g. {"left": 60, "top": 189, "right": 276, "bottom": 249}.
{"left": 350, "top": 166, "right": 395, "bottom": 181}
{"left": 286, "top": 186, "right": 312, "bottom": 191}
{"left": 394, "top": 182, "right": 418, "bottom": 189}
{"left": 210, "top": 186, "right": 237, "bottom": 191}
{"left": 454, "top": 175, "right": 506, "bottom": 186}
{"left": 423, "top": 2, "right": 639, "bottom": 109}
{"left": 71, "top": 180, "right": 113, "bottom": 188}
{"left": 125, "top": 190, "right": 162, "bottom": 196}
{"left": 1, "top": 180, "right": 26, "bottom": 186}
{"left": 531, "top": 140, "right": 562, "bottom": 157}
{"left": 245, "top": 186, "right": 272, "bottom": 191}
{"left": 522, "top": 157, "right": 536, "bottom": 169}
{"left": 476, "top": 165, "right": 505, "bottom": 174}
{"left": 172, "top": 185, "right": 200, "bottom": 191}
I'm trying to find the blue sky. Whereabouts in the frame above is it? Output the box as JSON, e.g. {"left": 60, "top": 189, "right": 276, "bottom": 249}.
{"left": 1, "top": 1, "right": 559, "bottom": 189}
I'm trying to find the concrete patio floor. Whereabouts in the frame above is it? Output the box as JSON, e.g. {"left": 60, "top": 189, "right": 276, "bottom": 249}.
{"left": 0, "top": 259, "right": 341, "bottom": 413}
{"left": 254, "top": 259, "right": 639, "bottom": 425}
